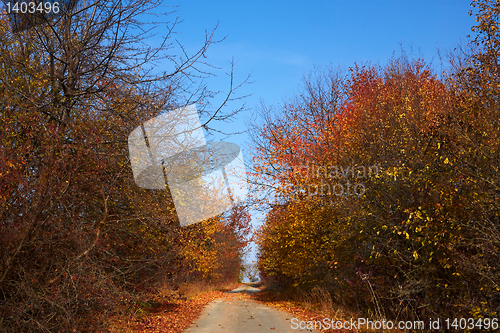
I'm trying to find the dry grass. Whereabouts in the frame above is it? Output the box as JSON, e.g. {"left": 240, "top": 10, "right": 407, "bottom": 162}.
{"left": 251, "top": 283, "right": 360, "bottom": 332}
{"left": 102, "top": 280, "right": 242, "bottom": 332}
{"left": 178, "top": 280, "right": 221, "bottom": 298}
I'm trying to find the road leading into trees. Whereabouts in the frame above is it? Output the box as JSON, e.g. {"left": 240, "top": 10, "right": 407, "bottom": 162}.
{"left": 184, "top": 284, "right": 318, "bottom": 333}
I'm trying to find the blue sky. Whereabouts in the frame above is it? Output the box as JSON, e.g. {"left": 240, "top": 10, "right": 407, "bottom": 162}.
{"left": 157, "top": 0, "right": 476, "bottom": 268}
{"left": 170, "top": 1, "right": 475, "bottom": 135}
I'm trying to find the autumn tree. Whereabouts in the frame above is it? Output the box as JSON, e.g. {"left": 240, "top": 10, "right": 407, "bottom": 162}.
{"left": 254, "top": 48, "right": 499, "bottom": 322}
{"left": 0, "top": 1, "right": 249, "bottom": 331}
{"left": 442, "top": 0, "right": 500, "bottom": 319}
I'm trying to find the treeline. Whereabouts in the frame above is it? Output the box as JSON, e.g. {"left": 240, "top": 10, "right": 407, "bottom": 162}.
{"left": 254, "top": 0, "right": 499, "bottom": 324}
{"left": 0, "top": 1, "right": 250, "bottom": 332}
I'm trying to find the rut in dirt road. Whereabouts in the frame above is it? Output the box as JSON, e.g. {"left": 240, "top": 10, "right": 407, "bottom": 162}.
{"left": 184, "top": 284, "right": 318, "bottom": 333}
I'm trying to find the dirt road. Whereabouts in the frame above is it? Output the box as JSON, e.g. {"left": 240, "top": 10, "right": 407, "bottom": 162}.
{"left": 184, "top": 284, "right": 318, "bottom": 333}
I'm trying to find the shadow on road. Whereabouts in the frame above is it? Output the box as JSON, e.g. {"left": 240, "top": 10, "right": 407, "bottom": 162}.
{"left": 226, "top": 282, "right": 263, "bottom": 294}
{"left": 184, "top": 282, "right": 319, "bottom": 332}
